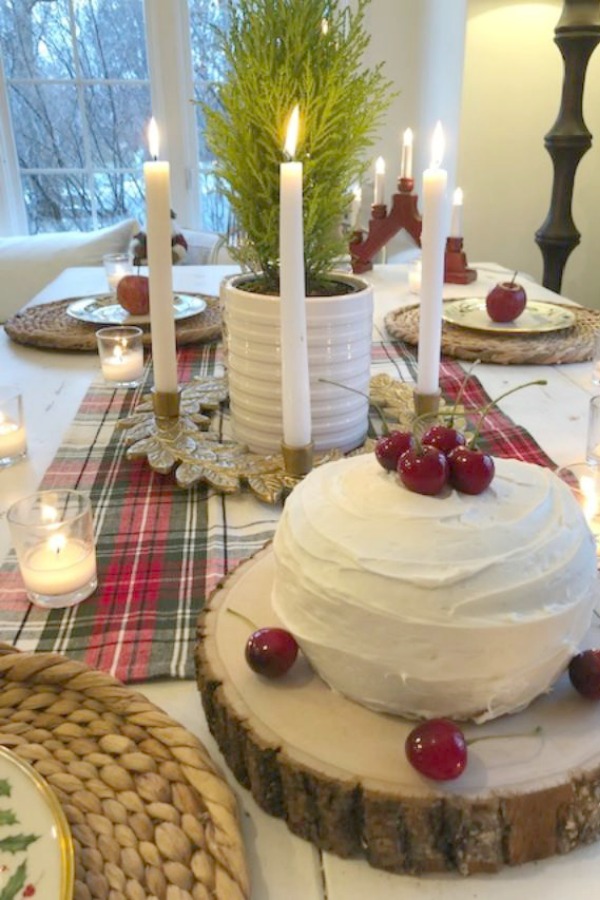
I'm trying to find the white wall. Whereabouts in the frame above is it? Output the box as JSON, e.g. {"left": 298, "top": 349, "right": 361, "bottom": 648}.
{"left": 366, "top": 0, "right": 600, "bottom": 307}
{"left": 459, "top": 0, "right": 600, "bottom": 308}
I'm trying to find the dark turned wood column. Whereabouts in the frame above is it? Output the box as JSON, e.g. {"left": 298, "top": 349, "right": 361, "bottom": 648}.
{"left": 535, "top": 0, "right": 600, "bottom": 294}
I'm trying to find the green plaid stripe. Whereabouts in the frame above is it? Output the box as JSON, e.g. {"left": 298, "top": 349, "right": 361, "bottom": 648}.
{"left": 0, "top": 336, "right": 551, "bottom": 682}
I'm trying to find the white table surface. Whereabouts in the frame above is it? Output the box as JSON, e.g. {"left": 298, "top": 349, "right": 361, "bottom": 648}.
{"left": 0, "top": 263, "right": 597, "bottom": 899}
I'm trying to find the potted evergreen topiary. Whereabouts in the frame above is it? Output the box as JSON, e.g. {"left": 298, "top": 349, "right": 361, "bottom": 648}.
{"left": 203, "top": 0, "right": 393, "bottom": 453}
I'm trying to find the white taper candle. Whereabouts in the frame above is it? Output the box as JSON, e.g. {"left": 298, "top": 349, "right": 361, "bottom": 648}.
{"left": 280, "top": 105, "right": 311, "bottom": 447}
{"left": 144, "top": 118, "right": 178, "bottom": 394}
{"left": 417, "top": 122, "right": 448, "bottom": 395}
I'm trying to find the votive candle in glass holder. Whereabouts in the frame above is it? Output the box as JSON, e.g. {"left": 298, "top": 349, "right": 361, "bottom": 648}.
{"left": 586, "top": 395, "right": 600, "bottom": 466}
{"left": 96, "top": 326, "right": 144, "bottom": 387}
{"left": 7, "top": 489, "right": 98, "bottom": 609}
{"left": 556, "top": 462, "right": 600, "bottom": 553}
{"left": 592, "top": 331, "right": 600, "bottom": 387}
{"left": 0, "top": 387, "right": 27, "bottom": 468}
{"left": 408, "top": 260, "right": 422, "bottom": 294}
{"left": 103, "top": 252, "right": 133, "bottom": 294}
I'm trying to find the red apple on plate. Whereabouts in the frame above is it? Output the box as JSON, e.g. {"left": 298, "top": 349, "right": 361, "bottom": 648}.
{"left": 117, "top": 274, "right": 150, "bottom": 316}
{"left": 485, "top": 277, "right": 527, "bottom": 323}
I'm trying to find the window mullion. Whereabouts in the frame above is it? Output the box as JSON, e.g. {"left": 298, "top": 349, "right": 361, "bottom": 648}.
{"left": 68, "top": 0, "right": 97, "bottom": 227}
{"left": 0, "top": 53, "right": 28, "bottom": 235}
{"left": 144, "top": 0, "right": 201, "bottom": 229}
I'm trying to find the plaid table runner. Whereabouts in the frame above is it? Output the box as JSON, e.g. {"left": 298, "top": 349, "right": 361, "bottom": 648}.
{"left": 0, "top": 337, "right": 554, "bottom": 683}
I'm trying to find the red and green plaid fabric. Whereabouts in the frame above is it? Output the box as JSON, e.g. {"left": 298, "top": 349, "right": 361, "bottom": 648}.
{"left": 0, "top": 336, "right": 554, "bottom": 683}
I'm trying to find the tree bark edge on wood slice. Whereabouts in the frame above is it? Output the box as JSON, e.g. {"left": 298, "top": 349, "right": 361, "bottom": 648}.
{"left": 195, "top": 547, "right": 600, "bottom": 876}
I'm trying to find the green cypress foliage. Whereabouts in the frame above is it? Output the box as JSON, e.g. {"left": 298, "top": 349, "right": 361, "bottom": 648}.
{"left": 202, "top": 0, "right": 394, "bottom": 294}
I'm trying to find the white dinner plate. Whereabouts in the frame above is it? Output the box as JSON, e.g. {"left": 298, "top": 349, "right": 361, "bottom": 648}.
{"left": 66, "top": 292, "right": 207, "bottom": 325}
{"left": 442, "top": 298, "right": 575, "bottom": 334}
{"left": 0, "top": 744, "right": 74, "bottom": 899}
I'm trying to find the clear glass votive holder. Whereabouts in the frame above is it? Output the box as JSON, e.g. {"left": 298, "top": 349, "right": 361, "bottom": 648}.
{"left": 556, "top": 462, "right": 600, "bottom": 553}
{"left": 0, "top": 387, "right": 27, "bottom": 468}
{"left": 96, "top": 326, "right": 144, "bottom": 387}
{"left": 408, "top": 260, "right": 421, "bottom": 294}
{"left": 592, "top": 331, "right": 600, "bottom": 386}
{"left": 586, "top": 395, "right": 600, "bottom": 466}
{"left": 102, "top": 252, "right": 133, "bottom": 294}
{"left": 7, "top": 489, "right": 98, "bottom": 609}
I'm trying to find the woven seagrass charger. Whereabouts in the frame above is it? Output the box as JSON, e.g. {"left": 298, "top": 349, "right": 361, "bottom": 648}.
{"left": 4, "top": 295, "right": 221, "bottom": 352}
{"left": 385, "top": 301, "right": 599, "bottom": 365}
{"left": 0, "top": 644, "right": 248, "bottom": 900}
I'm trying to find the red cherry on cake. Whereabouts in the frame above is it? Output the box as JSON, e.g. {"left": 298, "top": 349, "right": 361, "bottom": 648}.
{"left": 569, "top": 649, "right": 600, "bottom": 699}
{"left": 422, "top": 424, "right": 466, "bottom": 456}
{"left": 447, "top": 446, "right": 495, "bottom": 495}
{"left": 405, "top": 718, "right": 467, "bottom": 781}
{"left": 485, "top": 280, "right": 527, "bottom": 323}
{"left": 375, "top": 431, "right": 414, "bottom": 472}
{"left": 398, "top": 445, "right": 449, "bottom": 496}
{"left": 245, "top": 627, "right": 298, "bottom": 678}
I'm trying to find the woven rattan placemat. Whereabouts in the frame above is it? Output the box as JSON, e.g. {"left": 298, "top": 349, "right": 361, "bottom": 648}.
{"left": 4, "top": 295, "right": 221, "bottom": 352}
{"left": 385, "top": 301, "right": 599, "bottom": 365}
{"left": 0, "top": 644, "right": 248, "bottom": 900}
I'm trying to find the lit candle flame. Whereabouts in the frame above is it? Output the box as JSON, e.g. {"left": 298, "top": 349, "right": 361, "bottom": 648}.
{"left": 453, "top": 187, "right": 463, "bottom": 206}
{"left": 284, "top": 105, "right": 300, "bottom": 159}
{"left": 114, "top": 345, "right": 124, "bottom": 362}
{"left": 375, "top": 156, "right": 385, "bottom": 176}
{"left": 48, "top": 533, "right": 66, "bottom": 556}
{"left": 403, "top": 127, "right": 413, "bottom": 148}
{"left": 148, "top": 117, "right": 160, "bottom": 160}
{"left": 321, "top": 17, "right": 329, "bottom": 35}
{"left": 430, "top": 121, "right": 445, "bottom": 169}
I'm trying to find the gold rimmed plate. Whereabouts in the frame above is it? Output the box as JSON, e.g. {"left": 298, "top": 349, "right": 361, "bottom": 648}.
{"left": 66, "top": 292, "right": 207, "bottom": 326}
{"left": 442, "top": 298, "right": 575, "bottom": 335}
{"left": 0, "top": 744, "right": 74, "bottom": 898}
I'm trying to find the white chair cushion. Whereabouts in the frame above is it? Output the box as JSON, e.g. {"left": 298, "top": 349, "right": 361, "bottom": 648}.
{"left": 180, "top": 229, "right": 235, "bottom": 265}
{"left": 0, "top": 218, "right": 138, "bottom": 321}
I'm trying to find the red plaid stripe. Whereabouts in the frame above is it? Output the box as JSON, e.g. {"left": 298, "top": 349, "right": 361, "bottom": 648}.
{"left": 0, "top": 338, "right": 554, "bottom": 682}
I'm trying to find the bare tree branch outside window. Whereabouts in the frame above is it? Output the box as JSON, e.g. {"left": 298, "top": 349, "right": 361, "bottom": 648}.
{"left": 0, "top": 0, "right": 231, "bottom": 235}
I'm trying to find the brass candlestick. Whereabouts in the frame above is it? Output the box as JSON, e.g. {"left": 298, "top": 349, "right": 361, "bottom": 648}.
{"left": 281, "top": 442, "right": 314, "bottom": 476}
{"left": 116, "top": 374, "right": 422, "bottom": 502}
{"left": 413, "top": 389, "right": 442, "bottom": 420}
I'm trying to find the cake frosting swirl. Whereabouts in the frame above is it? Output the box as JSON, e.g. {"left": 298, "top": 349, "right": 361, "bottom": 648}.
{"left": 272, "top": 453, "right": 598, "bottom": 722}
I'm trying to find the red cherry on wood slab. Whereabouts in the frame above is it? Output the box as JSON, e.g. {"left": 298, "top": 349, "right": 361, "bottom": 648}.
{"left": 375, "top": 431, "right": 414, "bottom": 472}
{"left": 569, "top": 649, "right": 600, "bottom": 699}
{"left": 245, "top": 627, "right": 298, "bottom": 678}
{"left": 485, "top": 281, "right": 527, "bottom": 323}
{"left": 398, "top": 445, "right": 449, "bottom": 496}
{"left": 422, "top": 424, "right": 466, "bottom": 456}
{"left": 405, "top": 718, "right": 467, "bottom": 781}
{"left": 447, "top": 446, "right": 495, "bottom": 495}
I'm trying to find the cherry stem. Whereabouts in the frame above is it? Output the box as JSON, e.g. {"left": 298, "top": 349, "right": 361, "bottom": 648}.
{"left": 510, "top": 269, "right": 518, "bottom": 286}
{"left": 227, "top": 607, "right": 258, "bottom": 632}
{"left": 468, "top": 379, "right": 547, "bottom": 448}
{"left": 448, "top": 358, "right": 481, "bottom": 427}
{"left": 466, "top": 724, "right": 542, "bottom": 747}
{"left": 318, "top": 378, "right": 391, "bottom": 435}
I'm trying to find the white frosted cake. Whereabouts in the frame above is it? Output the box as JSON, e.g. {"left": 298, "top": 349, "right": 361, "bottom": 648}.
{"left": 272, "top": 453, "right": 598, "bottom": 722}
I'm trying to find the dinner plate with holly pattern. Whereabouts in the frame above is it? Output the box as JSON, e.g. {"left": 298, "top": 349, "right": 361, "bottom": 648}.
{"left": 0, "top": 745, "right": 74, "bottom": 899}
{"left": 442, "top": 298, "right": 575, "bottom": 334}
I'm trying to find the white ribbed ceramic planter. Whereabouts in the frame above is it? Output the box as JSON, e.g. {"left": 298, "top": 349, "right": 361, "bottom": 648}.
{"left": 221, "top": 272, "right": 374, "bottom": 454}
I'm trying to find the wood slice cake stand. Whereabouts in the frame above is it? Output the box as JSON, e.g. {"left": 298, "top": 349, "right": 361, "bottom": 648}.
{"left": 196, "top": 547, "right": 600, "bottom": 877}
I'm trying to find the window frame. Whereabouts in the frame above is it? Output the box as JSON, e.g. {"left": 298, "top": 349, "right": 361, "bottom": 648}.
{"left": 0, "top": 0, "right": 202, "bottom": 236}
